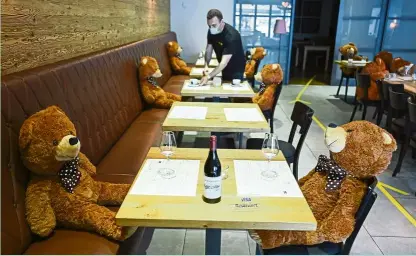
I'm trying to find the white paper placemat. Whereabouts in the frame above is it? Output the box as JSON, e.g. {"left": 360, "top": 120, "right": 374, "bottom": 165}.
{"left": 129, "top": 159, "right": 200, "bottom": 196}
{"left": 222, "top": 83, "right": 250, "bottom": 91}
{"left": 223, "top": 108, "right": 264, "bottom": 122}
{"left": 234, "top": 160, "right": 303, "bottom": 197}
{"left": 168, "top": 106, "right": 208, "bottom": 120}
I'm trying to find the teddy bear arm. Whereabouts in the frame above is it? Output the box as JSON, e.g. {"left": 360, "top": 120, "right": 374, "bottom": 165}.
{"left": 141, "top": 85, "right": 156, "bottom": 104}
{"left": 166, "top": 92, "right": 182, "bottom": 102}
{"left": 154, "top": 98, "right": 176, "bottom": 109}
{"left": 97, "top": 181, "right": 131, "bottom": 205}
{"left": 78, "top": 152, "right": 96, "bottom": 176}
{"left": 319, "top": 181, "right": 366, "bottom": 243}
{"left": 25, "top": 180, "right": 56, "bottom": 237}
{"left": 253, "top": 86, "right": 274, "bottom": 111}
{"left": 170, "top": 58, "right": 181, "bottom": 72}
{"left": 245, "top": 60, "right": 256, "bottom": 78}
{"left": 179, "top": 65, "right": 192, "bottom": 75}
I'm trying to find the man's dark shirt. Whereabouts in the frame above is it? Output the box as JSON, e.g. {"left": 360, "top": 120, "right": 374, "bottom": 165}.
{"left": 207, "top": 23, "right": 246, "bottom": 80}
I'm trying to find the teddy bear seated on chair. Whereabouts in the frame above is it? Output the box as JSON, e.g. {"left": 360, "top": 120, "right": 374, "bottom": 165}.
{"left": 244, "top": 47, "right": 267, "bottom": 79}
{"left": 249, "top": 120, "right": 396, "bottom": 252}
{"left": 20, "top": 106, "right": 137, "bottom": 241}
{"left": 139, "top": 56, "right": 182, "bottom": 109}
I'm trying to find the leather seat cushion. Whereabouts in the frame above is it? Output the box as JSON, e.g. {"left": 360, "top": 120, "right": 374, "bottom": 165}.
{"left": 138, "top": 108, "right": 169, "bottom": 124}
{"left": 246, "top": 139, "right": 295, "bottom": 164}
{"left": 96, "top": 117, "right": 162, "bottom": 179}
{"left": 163, "top": 75, "right": 189, "bottom": 95}
{"left": 24, "top": 230, "right": 119, "bottom": 255}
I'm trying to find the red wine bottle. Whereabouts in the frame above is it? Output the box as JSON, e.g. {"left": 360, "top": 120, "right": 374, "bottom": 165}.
{"left": 203, "top": 136, "right": 222, "bottom": 204}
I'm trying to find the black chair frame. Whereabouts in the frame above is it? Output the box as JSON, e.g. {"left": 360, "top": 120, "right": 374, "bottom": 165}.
{"left": 336, "top": 55, "right": 357, "bottom": 102}
{"left": 263, "top": 82, "right": 284, "bottom": 133}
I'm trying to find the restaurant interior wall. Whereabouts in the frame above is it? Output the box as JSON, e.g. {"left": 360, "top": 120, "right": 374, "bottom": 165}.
{"left": 1, "top": 0, "right": 171, "bottom": 75}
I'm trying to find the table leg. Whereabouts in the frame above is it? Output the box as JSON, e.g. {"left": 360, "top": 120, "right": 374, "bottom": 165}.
{"left": 213, "top": 96, "right": 220, "bottom": 103}
{"left": 205, "top": 229, "right": 222, "bottom": 255}
{"left": 303, "top": 48, "right": 308, "bottom": 71}
{"left": 238, "top": 133, "right": 243, "bottom": 149}
{"left": 325, "top": 49, "right": 329, "bottom": 71}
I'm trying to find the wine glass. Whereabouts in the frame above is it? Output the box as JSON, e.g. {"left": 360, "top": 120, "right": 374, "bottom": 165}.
{"left": 158, "top": 131, "right": 177, "bottom": 179}
{"left": 261, "top": 133, "right": 279, "bottom": 180}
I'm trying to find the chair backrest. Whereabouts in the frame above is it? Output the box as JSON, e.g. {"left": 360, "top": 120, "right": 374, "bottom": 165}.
{"left": 389, "top": 86, "right": 408, "bottom": 111}
{"left": 356, "top": 73, "right": 371, "bottom": 100}
{"left": 270, "top": 82, "right": 284, "bottom": 133}
{"left": 288, "top": 101, "right": 314, "bottom": 153}
{"left": 342, "top": 177, "right": 378, "bottom": 254}
{"left": 408, "top": 96, "right": 416, "bottom": 124}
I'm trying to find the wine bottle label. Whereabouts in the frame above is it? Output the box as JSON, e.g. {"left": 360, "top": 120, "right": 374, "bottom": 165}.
{"left": 204, "top": 176, "right": 222, "bottom": 199}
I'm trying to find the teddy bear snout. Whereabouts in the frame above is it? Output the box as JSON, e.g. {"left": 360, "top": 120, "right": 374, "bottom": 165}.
{"left": 55, "top": 135, "right": 81, "bottom": 161}
{"left": 152, "top": 69, "right": 163, "bottom": 78}
{"left": 254, "top": 72, "right": 263, "bottom": 82}
{"left": 325, "top": 126, "right": 347, "bottom": 153}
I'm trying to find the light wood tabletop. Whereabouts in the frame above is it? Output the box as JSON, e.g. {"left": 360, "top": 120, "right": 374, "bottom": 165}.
{"left": 334, "top": 60, "right": 370, "bottom": 68}
{"left": 116, "top": 148, "right": 317, "bottom": 231}
{"left": 162, "top": 102, "right": 270, "bottom": 133}
{"left": 195, "top": 58, "right": 219, "bottom": 67}
{"left": 190, "top": 67, "right": 222, "bottom": 78}
{"left": 385, "top": 78, "right": 416, "bottom": 94}
{"left": 181, "top": 80, "right": 255, "bottom": 98}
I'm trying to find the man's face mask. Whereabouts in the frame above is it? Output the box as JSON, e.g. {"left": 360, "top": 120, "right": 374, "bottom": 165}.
{"left": 208, "top": 17, "right": 223, "bottom": 35}
{"left": 210, "top": 26, "right": 221, "bottom": 35}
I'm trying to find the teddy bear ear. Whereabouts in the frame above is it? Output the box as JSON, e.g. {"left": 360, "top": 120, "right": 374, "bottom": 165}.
{"left": 49, "top": 105, "right": 65, "bottom": 115}
{"left": 19, "top": 119, "right": 34, "bottom": 150}
{"left": 272, "top": 64, "right": 279, "bottom": 70}
{"left": 263, "top": 49, "right": 267, "bottom": 55}
{"left": 141, "top": 58, "right": 148, "bottom": 65}
{"left": 382, "top": 132, "right": 393, "bottom": 145}
{"left": 168, "top": 42, "right": 173, "bottom": 46}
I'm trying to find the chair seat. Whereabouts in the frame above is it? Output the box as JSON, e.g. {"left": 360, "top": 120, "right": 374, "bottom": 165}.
{"left": 246, "top": 139, "right": 295, "bottom": 164}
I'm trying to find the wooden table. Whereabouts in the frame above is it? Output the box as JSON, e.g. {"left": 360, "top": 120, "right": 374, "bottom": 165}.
{"left": 116, "top": 148, "right": 317, "bottom": 255}
{"left": 195, "top": 58, "right": 219, "bottom": 67}
{"left": 162, "top": 102, "right": 269, "bottom": 133}
{"left": 385, "top": 78, "right": 416, "bottom": 94}
{"left": 190, "top": 67, "right": 222, "bottom": 78}
{"left": 181, "top": 80, "right": 255, "bottom": 99}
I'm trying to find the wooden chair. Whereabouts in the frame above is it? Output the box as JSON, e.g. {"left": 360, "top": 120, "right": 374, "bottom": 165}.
{"left": 393, "top": 96, "right": 416, "bottom": 177}
{"left": 246, "top": 102, "right": 314, "bottom": 180}
{"left": 257, "top": 177, "right": 378, "bottom": 255}
{"left": 387, "top": 86, "right": 409, "bottom": 137}
{"left": 349, "top": 73, "right": 382, "bottom": 124}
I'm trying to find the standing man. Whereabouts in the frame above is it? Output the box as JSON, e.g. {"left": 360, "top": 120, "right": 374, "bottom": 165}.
{"left": 200, "top": 9, "right": 246, "bottom": 85}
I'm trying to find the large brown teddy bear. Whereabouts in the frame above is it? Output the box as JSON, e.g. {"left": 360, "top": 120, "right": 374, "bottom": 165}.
{"left": 357, "top": 57, "right": 389, "bottom": 101}
{"left": 166, "top": 41, "right": 192, "bottom": 75}
{"left": 249, "top": 121, "right": 397, "bottom": 250}
{"left": 245, "top": 47, "right": 267, "bottom": 79}
{"left": 390, "top": 57, "right": 415, "bottom": 75}
{"left": 139, "top": 56, "right": 182, "bottom": 109}
{"left": 20, "top": 106, "right": 136, "bottom": 241}
{"left": 375, "top": 51, "right": 393, "bottom": 71}
{"left": 252, "top": 63, "right": 283, "bottom": 114}
{"left": 339, "top": 42, "right": 365, "bottom": 76}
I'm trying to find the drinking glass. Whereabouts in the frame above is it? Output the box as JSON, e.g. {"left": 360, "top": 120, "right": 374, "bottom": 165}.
{"left": 158, "top": 131, "right": 177, "bottom": 179}
{"left": 261, "top": 133, "right": 279, "bottom": 180}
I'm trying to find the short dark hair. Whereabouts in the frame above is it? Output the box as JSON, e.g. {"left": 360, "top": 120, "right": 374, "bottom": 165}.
{"left": 207, "top": 9, "right": 223, "bottom": 20}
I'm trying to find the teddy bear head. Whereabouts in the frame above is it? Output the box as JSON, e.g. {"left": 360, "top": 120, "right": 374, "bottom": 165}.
{"left": 391, "top": 57, "right": 411, "bottom": 74}
{"left": 19, "top": 106, "right": 81, "bottom": 176}
{"left": 375, "top": 51, "right": 393, "bottom": 69}
{"left": 166, "top": 41, "right": 183, "bottom": 57}
{"left": 254, "top": 64, "right": 283, "bottom": 85}
{"left": 339, "top": 42, "right": 358, "bottom": 58}
{"left": 249, "top": 47, "right": 267, "bottom": 61}
{"left": 139, "top": 56, "right": 162, "bottom": 79}
{"left": 324, "top": 120, "right": 396, "bottom": 179}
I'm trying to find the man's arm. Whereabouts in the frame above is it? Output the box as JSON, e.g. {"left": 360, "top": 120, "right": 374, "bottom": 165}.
{"left": 205, "top": 44, "right": 214, "bottom": 69}
{"left": 208, "top": 54, "right": 232, "bottom": 78}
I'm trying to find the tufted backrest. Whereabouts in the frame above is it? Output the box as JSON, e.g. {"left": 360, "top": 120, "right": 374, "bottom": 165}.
{"left": 1, "top": 31, "right": 177, "bottom": 254}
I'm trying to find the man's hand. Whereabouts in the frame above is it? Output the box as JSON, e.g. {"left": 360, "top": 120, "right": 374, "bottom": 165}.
{"left": 200, "top": 75, "right": 210, "bottom": 85}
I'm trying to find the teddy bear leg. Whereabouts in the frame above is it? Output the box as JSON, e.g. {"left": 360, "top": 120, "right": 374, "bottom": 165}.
{"left": 55, "top": 200, "right": 129, "bottom": 241}
{"left": 154, "top": 98, "right": 175, "bottom": 109}
{"left": 96, "top": 181, "right": 130, "bottom": 205}
{"left": 182, "top": 66, "right": 192, "bottom": 75}
{"left": 166, "top": 92, "right": 182, "bottom": 102}
{"left": 251, "top": 230, "right": 310, "bottom": 249}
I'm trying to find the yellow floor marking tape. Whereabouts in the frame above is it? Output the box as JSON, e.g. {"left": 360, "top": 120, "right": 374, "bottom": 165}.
{"left": 379, "top": 181, "right": 410, "bottom": 195}
{"left": 289, "top": 75, "right": 316, "bottom": 104}
{"left": 292, "top": 78, "right": 416, "bottom": 227}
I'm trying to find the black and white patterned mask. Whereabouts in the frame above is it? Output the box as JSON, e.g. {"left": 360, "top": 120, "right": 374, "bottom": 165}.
{"left": 315, "top": 155, "right": 356, "bottom": 192}
{"left": 58, "top": 156, "right": 81, "bottom": 193}
{"left": 147, "top": 77, "right": 158, "bottom": 87}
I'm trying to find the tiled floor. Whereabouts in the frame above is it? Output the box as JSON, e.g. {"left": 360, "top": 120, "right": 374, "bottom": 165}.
{"left": 146, "top": 85, "right": 416, "bottom": 255}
